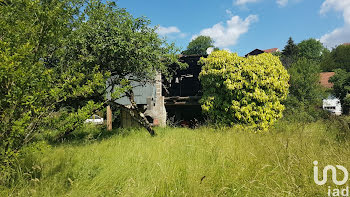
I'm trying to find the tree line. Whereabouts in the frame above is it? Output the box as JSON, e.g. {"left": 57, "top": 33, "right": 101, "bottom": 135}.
{"left": 278, "top": 37, "right": 350, "bottom": 118}
{"left": 182, "top": 35, "right": 350, "bottom": 120}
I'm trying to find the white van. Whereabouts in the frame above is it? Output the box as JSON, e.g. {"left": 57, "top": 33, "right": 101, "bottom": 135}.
{"left": 323, "top": 96, "right": 342, "bottom": 115}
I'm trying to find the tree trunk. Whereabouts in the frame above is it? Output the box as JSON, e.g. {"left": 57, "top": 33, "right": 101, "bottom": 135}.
{"left": 55, "top": 89, "right": 156, "bottom": 140}
{"left": 125, "top": 90, "right": 156, "bottom": 136}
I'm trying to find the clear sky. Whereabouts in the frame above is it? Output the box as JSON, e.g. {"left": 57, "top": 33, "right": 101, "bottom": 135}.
{"left": 116, "top": 0, "right": 350, "bottom": 56}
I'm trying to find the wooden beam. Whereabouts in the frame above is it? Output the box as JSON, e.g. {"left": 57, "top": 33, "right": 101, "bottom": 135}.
{"left": 165, "top": 96, "right": 201, "bottom": 100}
{"left": 107, "top": 105, "right": 112, "bottom": 131}
{"left": 164, "top": 96, "right": 201, "bottom": 106}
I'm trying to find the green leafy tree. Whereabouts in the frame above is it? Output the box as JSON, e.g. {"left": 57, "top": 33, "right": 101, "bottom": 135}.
{"left": 330, "top": 69, "right": 350, "bottom": 114}
{"left": 199, "top": 51, "right": 289, "bottom": 131}
{"left": 297, "top": 38, "right": 326, "bottom": 62}
{"left": 321, "top": 44, "right": 350, "bottom": 72}
{"left": 66, "top": 1, "right": 184, "bottom": 136}
{"left": 0, "top": 0, "right": 105, "bottom": 175}
{"left": 0, "top": 0, "right": 182, "bottom": 176}
{"left": 286, "top": 58, "right": 325, "bottom": 107}
{"left": 182, "top": 36, "right": 215, "bottom": 55}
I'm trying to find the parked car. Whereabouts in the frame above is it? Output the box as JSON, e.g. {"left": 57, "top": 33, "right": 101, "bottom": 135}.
{"left": 85, "top": 115, "right": 104, "bottom": 124}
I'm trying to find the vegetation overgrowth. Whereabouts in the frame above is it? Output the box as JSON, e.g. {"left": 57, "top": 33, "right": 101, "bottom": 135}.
{"left": 1, "top": 0, "right": 350, "bottom": 196}
{"left": 1, "top": 118, "right": 350, "bottom": 196}
{"left": 199, "top": 51, "right": 289, "bottom": 131}
{"left": 0, "top": 0, "right": 184, "bottom": 171}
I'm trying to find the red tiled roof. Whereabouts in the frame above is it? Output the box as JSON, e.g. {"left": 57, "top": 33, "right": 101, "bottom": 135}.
{"left": 343, "top": 43, "right": 350, "bottom": 46}
{"left": 263, "top": 48, "right": 279, "bottom": 53}
{"left": 320, "top": 72, "right": 335, "bottom": 88}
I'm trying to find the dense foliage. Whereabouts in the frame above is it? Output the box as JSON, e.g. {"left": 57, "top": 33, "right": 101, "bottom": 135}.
{"left": 278, "top": 37, "right": 328, "bottom": 120}
{"left": 70, "top": 1, "right": 182, "bottom": 89}
{"left": 287, "top": 58, "right": 324, "bottom": 104}
{"left": 0, "top": 0, "right": 181, "bottom": 177}
{"left": 321, "top": 44, "right": 350, "bottom": 72}
{"left": 282, "top": 37, "right": 298, "bottom": 57}
{"left": 297, "top": 39, "right": 326, "bottom": 62}
{"left": 330, "top": 69, "right": 350, "bottom": 114}
{"left": 199, "top": 51, "right": 289, "bottom": 130}
{"left": 284, "top": 58, "right": 326, "bottom": 120}
{"left": 69, "top": 1, "right": 184, "bottom": 136}
{"left": 280, "top": 37, "right": 298, "bottom": 69}
{"left": 0, "top": 0, "right": 106, "bottom": 176}
{"left": 280, "top": 38, "right": 327, "bottom": 69}
{"left": 182, "top": 36, "right": 216, "bottom": 55}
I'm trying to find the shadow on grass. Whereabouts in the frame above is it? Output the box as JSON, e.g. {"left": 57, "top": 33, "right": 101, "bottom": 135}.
{"left": 47, "top": 124, "right": 143, "bottom": 146}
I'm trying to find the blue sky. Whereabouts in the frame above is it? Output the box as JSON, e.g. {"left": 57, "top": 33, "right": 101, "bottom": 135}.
{"left": 117, "top": 0, "right": 350, "bottom": 56}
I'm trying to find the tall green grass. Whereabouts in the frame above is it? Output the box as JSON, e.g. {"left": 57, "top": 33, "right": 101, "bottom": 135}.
{"left": 1, "top": 120, "right": 349, "bottom": 196}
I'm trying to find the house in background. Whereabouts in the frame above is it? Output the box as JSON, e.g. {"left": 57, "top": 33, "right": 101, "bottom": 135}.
{"left": 245, "top": 48, "right": 280, "bottom": 57}
{"left": 263, "top": 48, "right": 280, "bottom": 53}
{"left": 319, "top": 72, "right": 342, "bottom": 115}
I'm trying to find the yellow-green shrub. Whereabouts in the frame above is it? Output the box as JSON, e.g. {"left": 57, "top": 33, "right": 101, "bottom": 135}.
{"left": 199, "top": 51, "right": 289, "bottom": 131}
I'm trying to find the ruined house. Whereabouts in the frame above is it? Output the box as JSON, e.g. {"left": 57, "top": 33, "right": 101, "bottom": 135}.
{"left": 109, "top": 54, "right": 207, "bottom": 128}
{"left": 107, "top": 73, "right": 166, "bottom": 128}
{"left": 163, "top": 54, "right": 207, "bottom": 126}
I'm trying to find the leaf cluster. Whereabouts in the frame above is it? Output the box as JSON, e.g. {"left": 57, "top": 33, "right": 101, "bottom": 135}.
{"left": 321, "top": 44, "right": 350, "bottom": 72}
{"left": 330, "top": 69, "right": 350, "bottom": 114}
{"left": 182, "top": 36, "right": 215, "bottom": 56}
{"left": 286, "top": 58, "right": 325, "bottom": 108}
{"left": 199, "top": 51, "right": 289, "bottom": 131}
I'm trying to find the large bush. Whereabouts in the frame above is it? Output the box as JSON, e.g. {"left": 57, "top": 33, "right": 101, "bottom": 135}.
{"left": 199, "top": 51, "right": 289, "bottom": 130}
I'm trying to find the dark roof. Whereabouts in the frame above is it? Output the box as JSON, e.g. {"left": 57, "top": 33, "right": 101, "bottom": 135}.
{"left": 320, "top": 72, "right": 335, "bottom": 88}
{"left": 245, "top": 49, "right": 265, "bottom": 57}
{"left": 245, "top": 48, "right": 279, "bottom": 57}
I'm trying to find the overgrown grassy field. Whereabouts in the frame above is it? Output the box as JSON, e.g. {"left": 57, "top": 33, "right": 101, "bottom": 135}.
{"left": 1, "top": 120, "right": 350, "bottom": 196}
